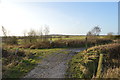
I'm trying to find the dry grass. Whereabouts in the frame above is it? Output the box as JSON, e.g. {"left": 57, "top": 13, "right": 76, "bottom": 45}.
{"left": 67, "top": 43, "right": 120, "bottom": 78}
{"left": 102, "top": 67, "right": 120, "bottom": 78}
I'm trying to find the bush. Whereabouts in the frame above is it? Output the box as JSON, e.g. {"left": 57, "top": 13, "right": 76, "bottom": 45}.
{"left": 86, "top": 43, "right": 120, "bottom": 59}
{"left": 16, "top": 50, "right": 26, "bottom": 57}
{"left": 52, "top": 40, "right": 66, "bottom": 48}
{"left": 2, "top": 48, "right": 26, "bottom": 65}
{"left": 30, "top": 41, "right": 51, "bottom": 49}
{"left": 19, "top": 38, "right": 113, "bottom": 49}
{"left": 3, "top": 36, "right": 18, "bottom": 45}
{"left": 20, "top": 43, "right": 32, "bottom": 48}
{"left": 96, "top": 38, "right": 112, "bottom": 45}
{"left": 67, "top": 40, "right": 85, "bottom": 47}
{"left": 2, "top": 48, "right": 37, "bottom": 78}
{"left": 2, "top": 49, "right": 9, "bottom": 58}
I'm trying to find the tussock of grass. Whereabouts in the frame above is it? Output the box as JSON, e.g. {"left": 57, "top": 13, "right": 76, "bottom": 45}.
{"left": 102, "top": 67, "right": 120, "bottom": 78}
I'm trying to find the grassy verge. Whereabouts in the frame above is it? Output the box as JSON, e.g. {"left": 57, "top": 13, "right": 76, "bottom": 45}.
{"left": 66, "top": 50, "right": 99, "bottom": 78}
{"left": 2, "top": 48, "right": 67, "bottom": 78}
{"left": 66, "top": 43, "right": 120, "bottom": 78}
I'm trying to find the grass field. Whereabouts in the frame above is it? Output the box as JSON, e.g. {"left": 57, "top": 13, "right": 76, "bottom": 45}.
{"left": 2, "top": 35, "right": 120, "bottom": 78}
{"left": 2, "top": 48, "right": 70, "bottom": 78}
{"left": 1, "top": 1, "right": 119, "bottom": 79}
{"left": 17, "top": 36, "right": 86, "bottom": 45}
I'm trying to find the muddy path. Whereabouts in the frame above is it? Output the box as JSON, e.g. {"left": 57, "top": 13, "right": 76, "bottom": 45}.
{"left": 24, "top": 48, "right": 85, "bottom": 78}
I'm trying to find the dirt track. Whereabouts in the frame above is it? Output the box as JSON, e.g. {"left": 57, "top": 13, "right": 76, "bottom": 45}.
{"left": 24, "top": 48, "right": 85, "bottom": 78}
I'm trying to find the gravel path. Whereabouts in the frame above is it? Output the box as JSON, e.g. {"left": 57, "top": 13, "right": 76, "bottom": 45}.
{"left": 24, "top": 48, "right": 85, "bottom": 78}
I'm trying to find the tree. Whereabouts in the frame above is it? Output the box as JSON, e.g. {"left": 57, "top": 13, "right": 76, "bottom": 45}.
{"left": 44, "top": 25, "right": 49, "bottom": 36}
{"left": 22, "top": 30, "right": 27, "bottom": 44}
{"left": 1, "top": 26, "right": 18, "bottom": 44}
{"left": 86, "top": 26, "right": 101, "bottom": 39}
{"left": 2, "top": 26, "right": 7, "bottom": 36}
{"left": 37, "top": 27, "right": 43, "bottom": 41}
{"left": 86, "top": 26, "right": 102, "bottom": 48}
{"left": 87, "top": 31, "right": 92, "bottom": 36}
{"left": 27, "top": 29, "right": 37, "bottom": 43}
{"left": 43, "top": 25, "right": 50, "bottom": 40}
{"left": 107, "top": 32, "right": 114, "bottom": 39}
{"left": 2, "top": 26, "right": 8, "bottom": 44}
{"left": 23, "top": 30, "right": 27, "bottom": 36}
{"left": 28, "top": 29, "right": 37, "bottom": 37}
{"left": 107, "top": 32, "right": 114, "bottom": 36}
{"left": 91, "top": 26, "right": 101, "bottom": 36}
{"left": 38, "top": 28, "right": 43, "bottom": 36}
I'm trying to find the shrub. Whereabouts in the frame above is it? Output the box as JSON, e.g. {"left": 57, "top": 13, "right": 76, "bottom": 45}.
{"left": 31, "top": 41, "right": 51, "bottom": 49}
{"left": 52, "top": 40, "right": 66, "bottom": 48}
{"left": 16, "top": 50, "right": 26, "bottom": 57}
{"left": 2, "top": 49, "right": 9, "bottom": 58}
{"left": 19, "top": 38, "right": 113, "bottom": 49}
{"left": 2, "top": 48, "right": 26, "bottom": 65}
{"left": 20, "top": 43, "right": 32, "bottom": 48}
{"left": 96, "top": 38, "right": 112, "bottom": 45}
{"left": 3, "top": 36, "right": 18, "bottom": 45}
{"left": 2, "top": 48, "right": 37, "bottom": 78}
{"left": 86, "top": 43, "right": 120, "bottom": 59}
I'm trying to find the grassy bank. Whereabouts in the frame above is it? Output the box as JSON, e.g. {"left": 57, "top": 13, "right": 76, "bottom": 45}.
{"left": 66, "top": 43, "right": 120, "bottom": 78}
{"left": 2, "top": 35, "right": 118, "bottom": 78}
{"left": 2, "top": 48, "right": 68, "bottom": 78}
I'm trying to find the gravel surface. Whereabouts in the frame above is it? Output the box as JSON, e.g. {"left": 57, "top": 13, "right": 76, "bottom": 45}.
{"left": 24, "top": 48, "right": 85, "bottom": 78}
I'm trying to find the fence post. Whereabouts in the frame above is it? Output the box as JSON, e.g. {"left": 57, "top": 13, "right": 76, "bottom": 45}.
{"left": 96, "top": 53, "right": 103, "bottom": 78}
{"left": 85, "top": 36, "right": 88, "bottom": 51}
{"left": 15, "top": 48, "right": 19, "bottom": 55}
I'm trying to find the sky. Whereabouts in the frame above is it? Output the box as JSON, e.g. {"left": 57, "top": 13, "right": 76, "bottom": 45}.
{"left": 0, "top": 0, "right": 118, "bottom": 36}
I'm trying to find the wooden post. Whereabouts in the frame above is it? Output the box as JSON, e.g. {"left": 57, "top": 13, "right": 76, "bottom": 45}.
{"left": 96, "top": 54, "right": 103, "bottom": 78}
{"left": 15, "top": 48, "right": 19, "bottom": 55}
{"left": 50, "top": 36, "right": 52, "bottom": 48}
{"left": 85, "top": 36, "right": 88, "bottom": 51}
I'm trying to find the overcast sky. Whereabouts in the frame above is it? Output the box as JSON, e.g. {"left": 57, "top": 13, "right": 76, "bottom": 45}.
{"left": 0, "top": 0, "right": 118, "bottom": 36}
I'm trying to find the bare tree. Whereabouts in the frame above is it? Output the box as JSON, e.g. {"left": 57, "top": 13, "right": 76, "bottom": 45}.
{"left": 23, "top": 30, "right": 27, "bottom": 36}
{"left": 37, "top": 27, "right": 43, "bottom": 41}
{"left": 86, "top": 26, "right": 101, "bottom": 48}
{"left": 44, "top": 25, "right": 50, "bottom": 36}
{"left": 27, "top": 29, "right": 37, "bottom": 43}
{"left": 22, "top": 30, "right": 27, "bottom": 44}
{"left": 2, "top": 26, "right": 7, "bottom": 36}
{"left": 43, "top": 25, "right": 50, "bottom": 40}
{"left": 87, "top": 31, "right": 92, "bottom": 36}
{"left": 107, "top": 32, "right": 114, "bottom": 36}
{"left": 1, "top": 26, "right": 18, "bottom": 44}
{"left": 2, "top": 26, "right": 8, "bottom": 44}
{"left": 28, "top": 29, "right": 37, "bottom": 37}
{"left": 91, "top": 26, "right": 101, "bottom": 36}
{"left": 38, "top": 28, "right": 43, "bottom": 36}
